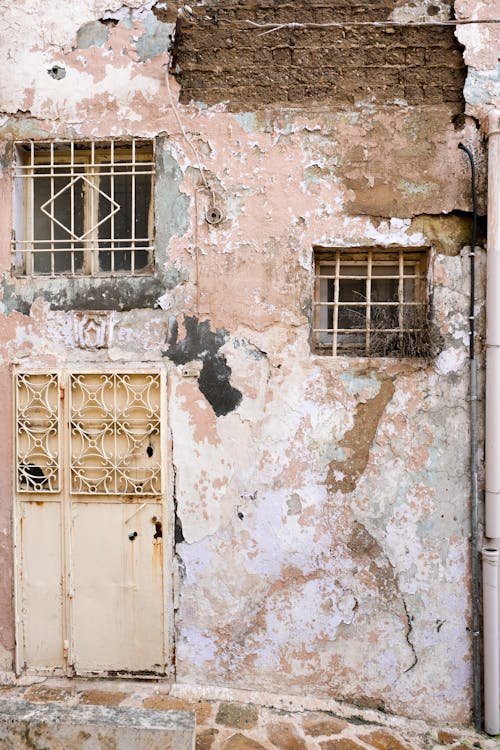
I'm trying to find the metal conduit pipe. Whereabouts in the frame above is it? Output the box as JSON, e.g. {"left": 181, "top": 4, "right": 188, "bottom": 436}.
{"left": 458, "top": 141, "right": 481, "bottom": 731}
{"left": 484, "top": 108, "right": 500, "bottom": 735}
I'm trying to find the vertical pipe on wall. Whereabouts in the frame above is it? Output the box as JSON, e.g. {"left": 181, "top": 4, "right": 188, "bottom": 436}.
{"left": 482, "top": 548, "right": 499, "bottom": 735}
{"left": 486, "top": 110, "right": 500, "bottom": 538}
{"left": 458, "top": 140, "right": 481, "bottom": 731}
{"left": 484, "top": 108, "right": 500, "bottom": 735}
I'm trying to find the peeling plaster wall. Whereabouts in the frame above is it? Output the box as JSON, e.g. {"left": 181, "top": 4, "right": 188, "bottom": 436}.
{"left": 455, "top": 0, "right": 500, "bottom": 120}
{"left": 0, "top": 0, "right": 497, "bottom": 724}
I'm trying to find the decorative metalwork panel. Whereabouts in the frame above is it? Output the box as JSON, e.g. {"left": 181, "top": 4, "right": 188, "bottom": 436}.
{"left": 70, "top": 373, "right": 161, "bottom": 496}
{"left": 16, "top": 373, "right": 60, "bottom": 493}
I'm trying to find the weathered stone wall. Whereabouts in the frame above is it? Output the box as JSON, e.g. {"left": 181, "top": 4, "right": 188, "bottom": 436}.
{"left": 173, "top": 1, "right": 466, "bottom": 109}
{"left": 0, "top": 0, "right": 497, "bottom": 726}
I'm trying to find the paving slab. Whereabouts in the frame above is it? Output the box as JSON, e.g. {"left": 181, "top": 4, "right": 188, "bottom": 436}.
{"left": 0, "top": 698, "right": 195, "bottom": 749}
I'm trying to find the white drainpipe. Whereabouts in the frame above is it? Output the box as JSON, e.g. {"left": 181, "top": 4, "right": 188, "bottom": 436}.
{"left": 484, "top": 108, "right": 500, "bottom": 735}
{"left": 483, "top": 548, "right": 499, "bottom": 735}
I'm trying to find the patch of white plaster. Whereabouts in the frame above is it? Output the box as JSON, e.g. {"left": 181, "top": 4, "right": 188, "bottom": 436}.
{"left": 435, "top": 347, "right": 467, "bottom": 375}
{"left": 0, "top": 643, "right": 12, "bottom": 672}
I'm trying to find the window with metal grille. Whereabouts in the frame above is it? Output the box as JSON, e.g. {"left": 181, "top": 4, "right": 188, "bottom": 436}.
{"left": 313, "top": 247, "right": 429, "bottom": 357}
{"left": 11, "top": 139, "right": 155, "bottom": 277}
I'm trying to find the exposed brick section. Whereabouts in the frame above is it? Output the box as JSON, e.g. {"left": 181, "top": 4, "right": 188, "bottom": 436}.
{"left": 172, "top": 1, "right": 465, "bottom": 110}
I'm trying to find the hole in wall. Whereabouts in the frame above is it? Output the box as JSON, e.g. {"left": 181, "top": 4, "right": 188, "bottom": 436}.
{"left": 48, "top": 65, "right": 66, "bottom": 80}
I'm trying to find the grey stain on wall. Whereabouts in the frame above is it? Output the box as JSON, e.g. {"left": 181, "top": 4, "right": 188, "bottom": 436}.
{"left": 135, "top": 13, "right": 174, "bottom": 62}
{"left": 76, "top": 21, "right": 110, "bottom": 49}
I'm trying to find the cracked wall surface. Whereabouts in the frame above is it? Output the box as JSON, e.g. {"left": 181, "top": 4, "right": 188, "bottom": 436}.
{"left": 0, "top": 0, "right": 497, "bottom": 725}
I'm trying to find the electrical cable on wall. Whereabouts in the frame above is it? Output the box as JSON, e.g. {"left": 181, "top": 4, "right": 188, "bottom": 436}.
{"left": 177, "top": 5, "right": 500, "bottom": 33}
{"left": 165, "top": 59, "right": 223, "bottom": 226}
{"left": 165, "top": 47, "right": 225, "bottom": 317}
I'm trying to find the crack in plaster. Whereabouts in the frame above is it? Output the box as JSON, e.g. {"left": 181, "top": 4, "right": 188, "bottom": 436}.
{"left": 347, "top": 522, "right": 419, "bottom": 674}
{"left": 401, "top": 598, "right": 418, "bottom": 673}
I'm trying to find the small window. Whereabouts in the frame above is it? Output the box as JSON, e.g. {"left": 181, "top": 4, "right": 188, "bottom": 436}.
{"left": 12, "top": 139, "right": 155, "bottom": 277}
{"left": 312, "top": 247, "right": 429, "bottom": 357}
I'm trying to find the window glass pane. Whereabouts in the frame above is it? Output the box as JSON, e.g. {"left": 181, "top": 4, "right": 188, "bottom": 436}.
{"left": 371, "top": 304, "right": 398, "bottom": 329}
{"left": 319, "top": 277, "right": 334, "bottom": 305}
{"left": 403, "top": 278, "right": 415, "bottom": 300}
{"left": 319, "top": 277, "right": 334, "bottom": 334}
{"left": 372, "top": 264, "right": 398, "bottom": 276}
{"left": 338, "top": 305, "right": 365, "bottom": 330}
{"left": 319, "top": 264, "right": 335, "bottom": 277}
{"left": 338, "top": 332, "right": 365, "bottom": 351}
{"left": 339, "top": 278, "right": 365, "bottom": 303}
{"left": 98, "top": 172, "right": 151, "bottom": 272}
{"left": 33, "top": 173, "right": 84, "bottom": 273}
{"left": 339, "top": 264, "right": 366, "bottom": 277}
{"left": 372, "top": 278, "right": 398, "bottom": 302}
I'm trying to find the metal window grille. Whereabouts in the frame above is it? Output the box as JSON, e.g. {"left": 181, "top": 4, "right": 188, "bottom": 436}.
{"left": 15, "top": 371, "right": 162, "bottom": 497}
{"left": 313, "top": 247, "right": 428, "bottom": 357}
{"left": 11, "top": 139, "right": 155, "bottom": 277}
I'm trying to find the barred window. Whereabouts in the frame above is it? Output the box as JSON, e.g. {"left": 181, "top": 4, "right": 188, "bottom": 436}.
{"left": 313, "top": 247, "right": 429, "bottom": 357}
{"left": 12, "top": 139, "right": 155, "bottom": 277}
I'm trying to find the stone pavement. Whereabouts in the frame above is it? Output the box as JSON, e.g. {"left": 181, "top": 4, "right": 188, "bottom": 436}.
{"left": 0, "top": 677, "right": 498, "bottom": 750}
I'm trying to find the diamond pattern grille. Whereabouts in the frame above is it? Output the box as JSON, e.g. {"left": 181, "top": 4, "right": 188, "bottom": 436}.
{"left": 40, "top": 175, "right": 120, "bottom": 240}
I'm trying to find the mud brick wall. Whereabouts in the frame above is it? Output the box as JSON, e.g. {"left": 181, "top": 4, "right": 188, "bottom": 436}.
{"left": 172, "top": 0, "right": 466, "bottom": 110}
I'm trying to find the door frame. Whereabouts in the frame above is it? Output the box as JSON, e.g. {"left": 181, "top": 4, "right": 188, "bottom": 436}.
{"left": 13, "top": 364, "right": 174, "bottom": 678}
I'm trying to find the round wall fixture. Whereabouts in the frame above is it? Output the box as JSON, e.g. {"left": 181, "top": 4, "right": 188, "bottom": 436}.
{"left": 205, "top": 206, "right": 223, "bottom": 225}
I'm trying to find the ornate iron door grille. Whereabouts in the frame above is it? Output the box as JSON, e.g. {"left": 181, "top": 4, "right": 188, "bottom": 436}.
{"left": 16, "top": 371, "right": 162, "bottom": 497}
{"left": 16, "top": 373, "right": 60, "bottom": 493}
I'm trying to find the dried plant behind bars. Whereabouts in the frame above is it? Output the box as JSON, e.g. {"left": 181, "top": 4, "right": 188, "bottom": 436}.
{"left": 367, "top": 304, "right": 442, "bottom": 359}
